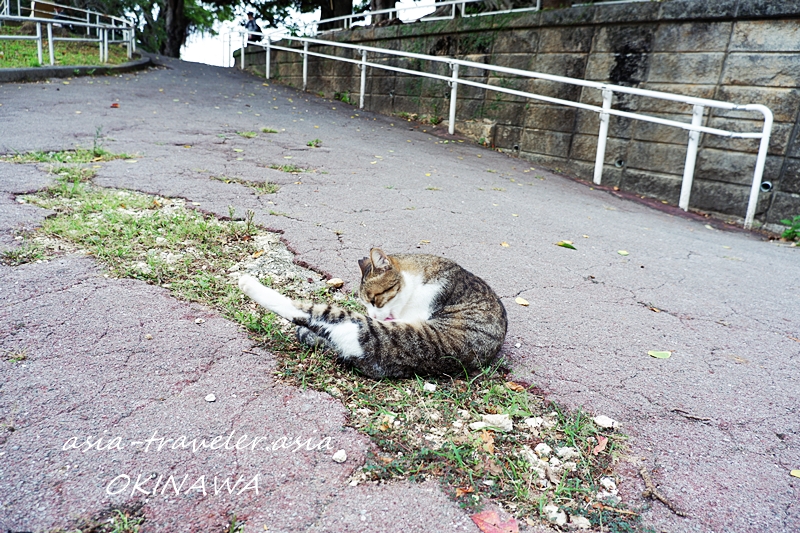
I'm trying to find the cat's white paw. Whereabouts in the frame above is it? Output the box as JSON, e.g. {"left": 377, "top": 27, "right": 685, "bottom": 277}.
{"left": 238, "top": 274, "right": 262, "bottom": 297}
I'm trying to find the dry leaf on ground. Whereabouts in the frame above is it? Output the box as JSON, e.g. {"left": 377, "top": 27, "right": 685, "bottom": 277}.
{"left": 505, "top": 381, "right": 525, "bottom": 392}
{"left": 556, "top": 240, "right": 576, "bottom": 250}
{"left": 648, "top": 350, "right": 671, "bottom": 359}
{"left": 471, "top": 510, "right": 519, "bottom": 533}
{"left": 592, "top": 435, "right": 608, "bottom": 455}
{"left": 515, "top": 297, "right": 529, "bottom": 306}
{"left": 456, "top": 486, "right": 474, "bottom": 497}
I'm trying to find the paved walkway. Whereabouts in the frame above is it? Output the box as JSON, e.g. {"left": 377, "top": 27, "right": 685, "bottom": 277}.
{"left": 0, "top": 57, "right": 798, "bottom": 532}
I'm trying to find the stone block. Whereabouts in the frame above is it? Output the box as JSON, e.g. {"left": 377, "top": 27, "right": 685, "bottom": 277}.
{"left": 713, "top": 87, "right": 800, "bottom": 123}
{"left": 457, "top": 79, "right": 488, "bottom": 100}
{"left": 730, "top": 20, "right": 800, "bottom": 53}
{"left": 539, "top": 4, "right": 595, "bottom": 27}
{"left": 368, "top": 94, "right": 394, "bottom": 115}
{"left": 737, "top": 0, "right": 800, "bottom": 18}
{"left": 626, "top": 140, "right": 692, "bottom": 174}
{"left": 634, "top": 83, "right": 717, "bottom": 114}
{"left": 765, "top": 191, "right": 800, "bottom": 224}
{"left": 499, "top": 10, "right": 540, "bottom": 30}
{"left": 481, "top": 98, "right": 526, "bottom": 124}
{"left": 456, "top": 98, "right": 488, "bottom": 121}
{"left": 526, "top": 78, "right": 582, "bottom": 103}
{"left": 788, "top": 129, "right": 800, "bottom": 159}
{"left": 489, "top": 53, "right": 535, "bottom": 73}
{"left": 485, "top": 77, "right": 528, "bottom": 104}
{"left": 531, "top": 52, "right": 588, "bottom": 78}
{"left": 652, "top": 21, "right": 732, "bottom": 52}
{"left": 777, "top": 158, "right": 800, "bottom": 194}
{"left": 592, "top": 25, "right": 655, "bottom": 54}
{"left": 721, "top": 53, "right": 800, "bottom": 88}
{"left": 521, "top": 129, "right": 572, "bottom": 158}
{"left": 584, "top": 53, "right": 615, "bottom": 82}
{"left": 494, "top": 124, "right": 523, "bottom": 150}
{"left": 518, "top": 152, "right": 571, "bottom": 174}
{"left": 574, "top": 108, "right": 634, "bottom": 139}
{"left": 647, "top": 52, "right": 725, "bottom": 85}
{"left": 392, "top": 95, "right": 420, "bottom": 115}
{"left": 704, "top": 118, "right": 791, "bottom": 156}
{"left": 660, "top": 0, "right": 739, "bottom": 21}
{"left": 538, "top": 27, "right": 594, "bottom": 53}
{"left": 592, "top": 1, "right": 660, "bottom": 24}
{"left": 493, "top": 29, "right": 539, "bottom": 55}
{"left": 688, "top": 179, "right": 770, "bottom": 218}
{"left": 632, "top": 113, "right": 697, "bottom": 145}
{"left": 453, "top": 118, "right": 496, "bottom": 144}
{"left": 695, "top": 148, "right": 782, "bottom": 186}
{"left": 569, "top": 133, "right": 630, "bottom": 166}
{"left": 620, "top": 169, "right": 683, "bottom": 204}
{"left": 524, "top": 104, "right": 577, "bottom": 133}
{"left": 458, "top": 54, "right": 491, "bottom": 78}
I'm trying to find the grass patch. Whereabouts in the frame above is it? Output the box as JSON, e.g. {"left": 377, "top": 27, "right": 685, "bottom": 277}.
{"left": 237, "top": 131, "right": 258, "bottom": 139}
{"left": 1, "top": 347, "right": 28, "bottom": 363}
{"left": 15, "top": 173, "right": 637, "bottom": 530}
{"left": 0, "top": 27, "right": 129, "bottom": 68}
{"left": 211, "top": 175, "right": 279, "bottom": 195}
{"left": 306, "top": 139, "right": 322, "bottom": 148}
{"left": 269, "top": 164, "right": 305, "bottom": 174}
{"left": 2, "top": 146, "right": 130, "bottom": 165}
{"left": 260, "top": 127, "right": 279, "bottom": 134}
{"left": 1, "top": 243, "right": 46, "bottom": 266}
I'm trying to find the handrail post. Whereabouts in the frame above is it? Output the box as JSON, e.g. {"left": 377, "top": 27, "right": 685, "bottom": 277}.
{"left": 679, "top": 104, "right": 704, "bottom": 211}
{"left": 241, "top": 31, "right": 246, "bottom": 69}
{"left": 593, "top": 88, "right": 613, "bottom": 185}
{"left": 359, "top": 49, "right": 367, "bottom": 109}
{"left": 302, "top": 41, "right": 309, "bottom": 91}
{"left": 448, "top": 62, "right": 459, "bottom": 135}
{"left": 46, "top": 22, "right": 54, "bottom": 65}
{"left": 36, "top": 22, "right": 42, "bottom": 65}
{"left": 744, "top": 108, "right": 774, "bottom": 229}
{"left": 265, "top": 37, "right": 271, "bottom": 79}
{"left": 126, "top": 28, "right": 132, "bottom": 58}
{"left": 104, "top": 27, "right": 108, "bottom": 62}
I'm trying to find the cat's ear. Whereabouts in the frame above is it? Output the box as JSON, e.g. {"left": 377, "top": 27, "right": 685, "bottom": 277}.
{"left": 357, "top": 257, "right": 371, "bottom": 277}
{"left": 370, "top": 248, "right": 392, "bottom": 271}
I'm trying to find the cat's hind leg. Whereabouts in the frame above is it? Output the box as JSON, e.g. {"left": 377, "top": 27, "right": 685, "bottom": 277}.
{"left": 296, "top": 326, "right": 332, "bottom": 350}
{"left": 238, "top": 274, "right": 309, "bottom": 321}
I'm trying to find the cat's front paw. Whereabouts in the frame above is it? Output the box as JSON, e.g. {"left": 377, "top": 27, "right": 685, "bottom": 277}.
{"left": 238, "top": 274, "right": 262, "bottom": 297}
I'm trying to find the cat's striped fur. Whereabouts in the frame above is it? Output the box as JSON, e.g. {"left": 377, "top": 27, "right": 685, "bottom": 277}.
{"left": 238, "top": 248, "right": 507, "bottom": 378}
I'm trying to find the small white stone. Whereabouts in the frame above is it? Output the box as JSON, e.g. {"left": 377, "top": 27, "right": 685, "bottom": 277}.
{"left": 593, "top": 415, "right": 619, "bottom": 429}
{"left": 155, "top": 236, "right": 168, "bottom": 245}
{"left": 326, "top": 277, "right": 344, "bottom": 288}
{"left": 458, "top": 409, "right": 471, "bottom": 419}
{"left": 523, "top": 417, "right": 544, "bottom": 429}
{"left": 469, "top": 421, "right": 488, "bottom": 431}
{"left": 481, "top": 413, "right": 513, "bottom": 432}
{"left": 205, "top": 394, "right": 216, "bottom": 402}
{"left": 544, "top": 504, "right": 567, "bottom": 526}
{"left": 144, "top": 334, "right": 153, "bottom": 340}
{"left": 332, "top": 449, "right": 347, "bottom": 463}
{"left": 548, "top": 456, "right": 562, "bottom": 468}
{"left": 556, "top": 446, "right": 580, "bottom": 460}
{"left": 600, "top": 477, "right": 617, "bottom": 492}
{"left": 534, "top": 442, "right": 552, "bottom": 458}
{"left": 569, "top": 514, "right": 592, "bottom": 530}
{"left": 541, "top": 416, "right": 557, "bottom": 429}
{"left": 423, "top": 382, "right": 437, "bottom": 393}
{"left": 195, "top": 318, "right": 205, "bottom": 324}
{"left": 514, "top": 342, "right": 521, "bottom": 348}
{"left": 482, "top": 479, "right": 494, "bottom": 486}
{"left": 452, "top": 420, "right": 463, "bottom": 429}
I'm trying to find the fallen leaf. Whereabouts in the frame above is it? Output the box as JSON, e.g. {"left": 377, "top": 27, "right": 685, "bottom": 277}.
{"left": 501, "top": 242, "right": 510, "bottom": 247}
{"left": 648, "top": 350, "right": 671, "bottom": 359}
{"left": 649, "top": 306, "right": 661, "bottom": 313}
{"left": 283, "top": 156, "right": 292, "bottom": 159}
{"left": 455, "top": 486, "right": 474, "bottom": 497}
{"left": 515, "top": 297, "right": 529, "bottom": 306}
{"left": 419, "top": 240, "right": 431, "bottom": 244}
{"left": 791, "top": 470, "right": 800, "bottom": 478}
{"left": 556, "top": 241, "right": 577, "bottom": 250}
{"left": 425, "top": 173, "right": 431, "bottom": 177}
{"left": 505, "top": 381, "right": 525, "bottom": 392}
{"left": 233, "top": 148, "right": 243, "bottom": 152}
{"left": 252, "top": 250, "right": 264, "bottom": 258}
{"left": 480, "top": 431, "right": 495, "bottom": 454}
{"left": 592, "top": 435, "right": 608, "bottom": 455}
{"left": 618, "top": 250, "right": 629, "bottom": 256}
{"left": 471, "top": 510, "right": 519, "bottom": 533}
{"left": 110, "top": 102, "right": 119, "bottom": 108}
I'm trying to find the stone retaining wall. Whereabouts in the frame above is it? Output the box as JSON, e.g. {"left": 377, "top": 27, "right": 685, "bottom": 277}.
{"left": 241, "top": 0, "right": 800, "bottom": 226}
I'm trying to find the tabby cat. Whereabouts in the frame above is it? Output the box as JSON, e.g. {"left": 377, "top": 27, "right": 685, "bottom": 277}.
{"left": 238, "top": 248, "right": 507, "bottom": 378}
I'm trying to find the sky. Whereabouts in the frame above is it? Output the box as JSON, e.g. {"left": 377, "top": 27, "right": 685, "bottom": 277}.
{"left": 180, "top": 0, "right": 439, "bottom": 67}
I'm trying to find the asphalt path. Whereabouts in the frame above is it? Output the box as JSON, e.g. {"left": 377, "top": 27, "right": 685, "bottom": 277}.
{"left": 0, "top": 56, "right": 798, "bottom": 532}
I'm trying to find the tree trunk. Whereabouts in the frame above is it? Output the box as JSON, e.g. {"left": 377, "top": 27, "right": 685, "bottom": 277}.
{"left": 319, "top": 0, "right": 352, "bottom": 31}
{"left": 370, "top": 0, "right": 397, "bottom": 24}
{"left": 164, "top": 0, "right": 187, "bottom": 58}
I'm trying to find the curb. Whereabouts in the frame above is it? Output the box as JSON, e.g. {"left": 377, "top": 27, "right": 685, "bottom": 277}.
{"left": 0, "top": 54, "right": 153, "bottom": 83}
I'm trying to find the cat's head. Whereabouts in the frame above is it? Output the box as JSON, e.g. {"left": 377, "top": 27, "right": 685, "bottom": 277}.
{"left": 358, "top": 248, "right": 402, "bottom": 321}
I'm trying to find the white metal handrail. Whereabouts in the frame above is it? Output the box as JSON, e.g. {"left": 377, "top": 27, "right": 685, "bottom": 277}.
{"left": 314, "top": 0, "right": 541, "bottom": 31}
{"left": 0, "top": 13, "right": 134, "bottom": 65}
{"left": 237, "top": 32, "right": 773, "bottom": 229}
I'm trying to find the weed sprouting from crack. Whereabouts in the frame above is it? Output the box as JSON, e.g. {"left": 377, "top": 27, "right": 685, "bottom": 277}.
{"left": 269, "top": 164, "right": 306, "bottom": 174}
{"left": 212, "top": 175, "right": 279, "bottom": 195}
{"left": 13, "top": 175, "right": 638, "bottom": 531}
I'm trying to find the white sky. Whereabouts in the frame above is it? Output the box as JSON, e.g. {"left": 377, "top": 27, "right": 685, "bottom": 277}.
{"left": 181, "top": 0, "right": 439, "bottom": 67}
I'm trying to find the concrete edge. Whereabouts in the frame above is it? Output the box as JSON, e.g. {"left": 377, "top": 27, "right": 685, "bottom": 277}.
{"left": 0, "top": 54, "right": 153, "bottom": 84}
